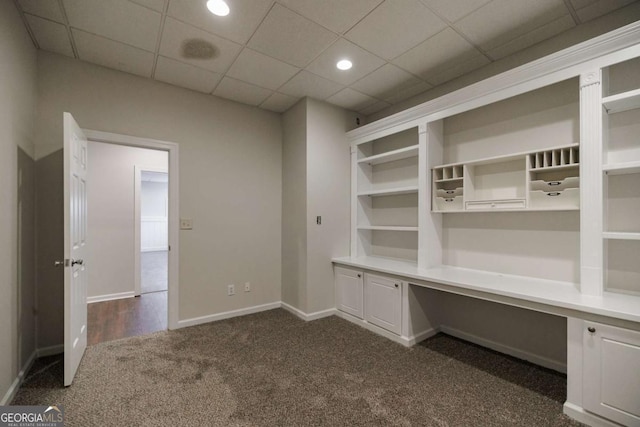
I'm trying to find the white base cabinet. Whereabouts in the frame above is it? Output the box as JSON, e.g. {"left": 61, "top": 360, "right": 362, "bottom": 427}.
{"left": 583, "top": 321, "right": 640, "bottom": 426}
{"left": 335, "top": 266, "right": 363, "bottom": 319}
{"left": 364, "top": 273, "right": 402, "bottom": 335}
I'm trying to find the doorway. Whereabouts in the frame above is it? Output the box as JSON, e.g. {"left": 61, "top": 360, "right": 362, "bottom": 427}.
{"left": 83, "top": 130, "right": 179, "bottom": 346}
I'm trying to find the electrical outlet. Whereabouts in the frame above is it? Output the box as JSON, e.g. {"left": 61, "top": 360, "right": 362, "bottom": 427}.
{"left": 227, "top": 284, "right": 235, "bottom": 296}
{"left": 244, "top": 282, "right": 250, "bottom": 292}
{"left": 180, "top": 218, "right": 193, "bottom": 230}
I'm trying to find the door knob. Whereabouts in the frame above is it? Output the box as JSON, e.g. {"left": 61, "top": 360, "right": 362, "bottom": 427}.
{"left": 71, "top": 259, "right": 84, "bottom": 266}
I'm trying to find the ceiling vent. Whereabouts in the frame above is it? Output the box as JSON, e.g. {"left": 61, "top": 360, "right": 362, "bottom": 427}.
{"left": 181, "top": 39, "right": 218, "bottom": 59}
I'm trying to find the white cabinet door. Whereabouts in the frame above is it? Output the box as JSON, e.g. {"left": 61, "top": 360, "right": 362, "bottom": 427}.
{"left": 335, "top": 267, "right": 363, "bottom": 319}
{"left": 365, "top": 273, "right": 401, "bottom": 335}
{"left": 583, "top": 321, "right": 640, "bottom": 426}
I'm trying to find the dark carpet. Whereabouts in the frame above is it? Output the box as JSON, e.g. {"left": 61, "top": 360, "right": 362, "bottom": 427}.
{"left": 141, "top": 250, "right": 167, "bottom": 294}
{"left": 12, "top": 309, "right": 582, "bottom": 426}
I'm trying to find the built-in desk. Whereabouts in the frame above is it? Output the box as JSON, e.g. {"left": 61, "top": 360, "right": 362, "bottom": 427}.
{"left": 332, "top": 256, "right": 640, "bottom": 327}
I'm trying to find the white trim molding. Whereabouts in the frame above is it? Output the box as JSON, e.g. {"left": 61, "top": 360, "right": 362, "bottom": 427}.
{"left": 1, "top": 352, "right": 37, "bottom": 405}
{"left": 83, "top": 129, "right": 180, "bottom": 330}
{"left": 439, "top": 326, "right": 567, "bottom": 373}
{"left": 563, "top": 403, "right": 622, "bottom": 427}
{"left": 87, "top": 291, "right": 135, "bottom": 304}
{"left": 177, "top": 302, "right": 281, "bottom": 329}
{"left": 281, "top": 302, "right": 336, "bottom": 321}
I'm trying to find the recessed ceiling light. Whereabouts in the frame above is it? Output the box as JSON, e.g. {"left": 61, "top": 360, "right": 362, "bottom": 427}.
{"left": 336, "top": 59, "right": 353, "bottom": 71}
{"left": 206, "top": 0, "right": 230, "bottom": 16}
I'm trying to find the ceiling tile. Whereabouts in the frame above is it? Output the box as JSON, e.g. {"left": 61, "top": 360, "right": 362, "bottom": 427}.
{"left": 260, "top": 92, "right": 300, "bottom": 113}
{"left": 154, "top": 56, "right": 222, "bottom": 93}
{"left": 227, "top": 48, "right": 299, "bottom": 90}
{"left": 359, "top": 100, "right": 392, "bottom": 115}
{"left": 423, "top": 52, "right": 490, "bottom": 86}
{"left": 159, "top": 17, "right": 243, "bottom": 73}
{"left": 306, "top": 39, "right": 385, "bottom": 86}
{"left": 130, "top": 0, "right": 166, "bottom": 12}
{"left": 487, "top": 14, "right": 575, "bottom": 60}
{"left": 213, "top": 77, "right": 273, "bottom": 106}
{"left": 278, "top": 71, "right": 344, "bottom": 100}
{"left": 393, "top": 28, "right": 488, "bottom": 82}
{"left": 420, "top": 0, "right": 491, "bottom": 22}
{"left": 18, "top": 0, "right": 65, "bottom": 23}
{"left": 454, "top": 0, "right": 570, "bottom": 51}
{"left": 247, "top": 4, "right": 338, "bottom": 67}
{"left": 63, "top": 0, "right": 161, "bottom": 51}
{"left": 73, "top": 29, "right": 155, "bottom": 77}
{"left": 574, "top": 0, "right": 636, "bottom": 23}
{"left": 351, "top": 63, "right": 431, "bottom": 103}
{"left": 25, "top": 14, "right": 74, "bottom": 58}
{"left": 345, "top": 0, "right": 447, "bottom": 60}
{"left": 167, "top": 0, "right": 274, "bottom": 45}
{"left": 277, "top": 0, "right": 383, "bottom": 33}
{"left": 570, "top": 0, "right": 597, "bottom": 8}
{"left": 326, "top": 88, "right": 377, "bottom": 111}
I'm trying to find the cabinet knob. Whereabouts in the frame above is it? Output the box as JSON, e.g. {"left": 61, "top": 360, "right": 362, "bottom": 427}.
{"left": 587, "top": 327, "right": 596, "bottom": 333}
{"left": 357, "top": 274, "right": 361, "bottom": 278}
{"left": 394, "top": 283, "right": 399, "bottom": 288}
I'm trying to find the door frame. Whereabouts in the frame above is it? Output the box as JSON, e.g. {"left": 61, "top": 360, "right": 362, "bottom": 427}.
{"left": 83, "top": 129, "right": 180, "bottom": 330}
{"left": 134, "top": 165, "right": 169, "bottom": 297}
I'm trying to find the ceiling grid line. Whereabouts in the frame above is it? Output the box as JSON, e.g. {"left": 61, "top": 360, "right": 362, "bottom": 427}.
{"left": 149, "top": 0, "right": 170, "bottom": 80}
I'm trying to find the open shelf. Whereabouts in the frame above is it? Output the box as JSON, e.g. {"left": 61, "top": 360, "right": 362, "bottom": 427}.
{"left": 602, "top": 88, "right": 640, "bottom": 114}
{"left": 358, "top": 145, "right": 419, "bottom": 166}
{"left": 603, "top": 161, "right": 640, "bottom": 175}
{"left": 358, "top": 186, "right": 419, "bottom": 197}
{"left": 357, "top": 226, "right": 418, "bottom": 232}
{"left": 603, "top": 232, "right": 640, "bottom": 240}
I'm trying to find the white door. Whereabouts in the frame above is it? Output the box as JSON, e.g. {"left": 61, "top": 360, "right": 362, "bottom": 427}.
{"left": 365, "top": 273, "right": 402, "bottom": 335}
{"left": 583, "top": 321, "right": 640, "bottom": 426}
{"left": 63, "top": 113, "right": 88, "bottom": 386}
{"left": 335, "top": 267, "right": 363, "bottom": 319}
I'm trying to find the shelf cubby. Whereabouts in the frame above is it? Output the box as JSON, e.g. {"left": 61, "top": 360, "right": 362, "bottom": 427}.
{"left": 432, "top": 144, "right": 579, "bottom": 213}
{"left": 605, "top": 172, "right": 640, "bottom": 234}
{"left": 605, "top": 239, "right": 640, "bottom": 296}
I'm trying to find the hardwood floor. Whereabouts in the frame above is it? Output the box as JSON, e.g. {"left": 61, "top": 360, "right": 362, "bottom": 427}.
{"left": 87, "top": 291, "right": 167, "bottom": 345}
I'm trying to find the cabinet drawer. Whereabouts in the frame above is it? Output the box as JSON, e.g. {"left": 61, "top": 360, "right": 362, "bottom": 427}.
{"left": 529, "top": 188, "right": 579, "bottom": 209}
{"left": 434, "top": 196, "right": 463, "bottom": 211}
{"left": 465, "top": 199, "right": 526, "bottom": 210}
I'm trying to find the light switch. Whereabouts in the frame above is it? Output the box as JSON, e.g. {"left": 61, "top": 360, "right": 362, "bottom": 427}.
{"left": 180, "top": 218, "right": 193, "bottom": 230}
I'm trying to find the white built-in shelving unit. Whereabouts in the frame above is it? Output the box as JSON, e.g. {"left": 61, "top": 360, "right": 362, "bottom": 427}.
{"left": 335, "top": 22, "right": 640, "bottom": 427}
{"left": 602, "top": 57, "right": 640, "bottom": 297}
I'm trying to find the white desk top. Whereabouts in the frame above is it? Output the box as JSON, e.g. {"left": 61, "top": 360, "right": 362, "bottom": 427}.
{"left": 332, "top": 256, "right": 640, "bottom": 325}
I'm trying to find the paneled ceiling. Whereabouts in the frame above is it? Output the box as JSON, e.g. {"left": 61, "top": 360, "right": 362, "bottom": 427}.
{"left": 14, "top": 0, "right": 637, "bottom": 114}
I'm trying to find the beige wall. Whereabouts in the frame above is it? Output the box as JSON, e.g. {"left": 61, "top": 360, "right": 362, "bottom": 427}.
{"left": 0, "top": 1, "right": 37, "bottom": 402}
{"left": 35, "top": 51, "right": 282, "bottom": 346}
{"left": 368, "top": 2, "right": 640, "bottom": 122}
{"left": 305, "top": 99, "right": 356, "bottom": 313}
{"left": 281, "top": 100, "right": 308, "bottom": 311}
{"left": 87, "top": 142, "right": 168, "bottom": 299}
{"left": 282, "top": 98, "right": 358, "bottom": 314}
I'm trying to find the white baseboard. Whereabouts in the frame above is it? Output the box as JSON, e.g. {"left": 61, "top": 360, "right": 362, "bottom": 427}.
{"left": 1, "top": 351, "right": 37, "bottom": 405}
{"left": 37, "top": 344, "right": 64, "bottom": 357}
{"left": 87, "top": 291, "right": 135, "bottom": 304}
{"left": 333, "top": 310, "right": 438, "bottom": 347}
{"left": 177, "top": 302, "right": 281, "bottom": 328}
{"left": 563, "top": 402, "right": 620, "bottom": 427}
{"left": 141, "top": 247, "right": 168, "bottom": 252}
{"left": 439, "top": 325, "right": 567, "bottom": 373}
{"left": 281, "top": 302, "right": 336, "bottom": 321}
{"left": 404, "top": 327, "right": 440, "bottom": 346}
